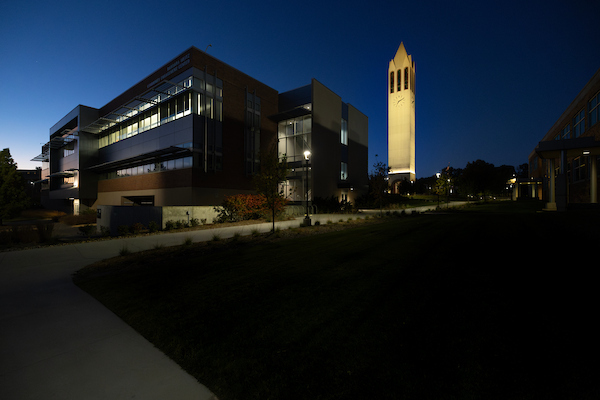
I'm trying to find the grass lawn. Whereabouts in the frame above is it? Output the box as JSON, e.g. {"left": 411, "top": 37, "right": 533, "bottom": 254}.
{"left": 74, "top": 201, "right": 599, "bottom": 399}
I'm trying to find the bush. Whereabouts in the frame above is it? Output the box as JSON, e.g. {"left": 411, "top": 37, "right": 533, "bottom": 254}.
{"left": 148, "top": 221, "right": 159, "bottom": 233}
{"left": 190, "top": 218, "right": 200, "bottom": 227}
{"left": 214, "top": 194, "right": 287, "bottom": 223}
{"left": 78, "top": 224, "right": 96, "bottom": 237}
{"left": 165, "top": 220, "right": 176, "bottom": 231}
{"left": 117, "top": 225, "right": 130, "bottom": 236}
{"left": 132, "top": 222, "right": 145, "bottom": 234}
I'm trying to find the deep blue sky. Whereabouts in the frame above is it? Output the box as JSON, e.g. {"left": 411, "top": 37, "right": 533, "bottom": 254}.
{"left": 2, "top": 0, "right": 599, "bottom": 177}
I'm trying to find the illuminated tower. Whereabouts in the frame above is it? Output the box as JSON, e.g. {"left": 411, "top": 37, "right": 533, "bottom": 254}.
{"left": 388, "top": 42, "right": 416, "bottom": 191}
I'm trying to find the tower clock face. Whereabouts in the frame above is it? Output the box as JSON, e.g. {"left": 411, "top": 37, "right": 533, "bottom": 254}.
{"left": 393, "top": 94, "right": 405, "bottom": 107}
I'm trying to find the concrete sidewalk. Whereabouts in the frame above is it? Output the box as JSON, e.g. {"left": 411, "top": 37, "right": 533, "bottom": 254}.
{"left": 0, "top": 205, "right": 465, "bottom": 399}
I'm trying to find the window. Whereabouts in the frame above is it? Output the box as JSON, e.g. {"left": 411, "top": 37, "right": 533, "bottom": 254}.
{"left": 277, "top": 116, "right": 311, "bottom": 162}
{"left": 590, "top": 91, "right": 600, "bottom": 127}
{"left": 530, "top": 156, "right": 538, "bottom": 172}
{"left": 341, "top": 118, "right": 348, "bottom": 145}
{"left": 397, "top": 69, "right": 402, "bottom": 92}
{"left": 197, "top": 93, "right": 204, "bottom": 115}
{"left": 341, "top": 190, "right": 348, "bottom": 202}
{"left": 215, "top": 100, "right": 222, "bottom": 122}
{"left": 95, "top": 75, "right": 220, "bottom": 150}
{"left": 390, "top": 71, "right": 394, "bottom": 93}
{"left": 573, "top": 109, "right": 585, "bottom": 138}
{"left": 404, "top": 67, "right": 409, "bottom": 90}
{"left": 561, "top": 124, "right": 571, "bottom": 140}
{"left": 245, "top": 92, "right": 262, "bottom": 173}
{"left": 573, "top": 156, "right": 587, "bottom": 181}
{"left": 341, "top": 162, "right": 348, "bottom": 180}
{"left": 207, "top": 98, "right": 214, "bottom": 119}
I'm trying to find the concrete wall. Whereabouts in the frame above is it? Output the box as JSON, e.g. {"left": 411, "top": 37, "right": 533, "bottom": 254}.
{"left": 162, "top": 206, "right": 220, "bottom": 227}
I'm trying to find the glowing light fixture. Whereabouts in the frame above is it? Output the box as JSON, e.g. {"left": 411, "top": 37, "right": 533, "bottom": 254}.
{"left": 303, "top": 151, "right": 311, "bottom": 226}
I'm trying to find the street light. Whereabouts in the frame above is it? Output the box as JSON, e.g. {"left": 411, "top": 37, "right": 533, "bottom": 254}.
{"left": 304, "top": 150, "right": 311, "bottom": 226}
{"left": 436, "top": 172, "right": 441, "bottom": 208}
{"left": 447, "top": 178, "right": 450, "bottom": 208}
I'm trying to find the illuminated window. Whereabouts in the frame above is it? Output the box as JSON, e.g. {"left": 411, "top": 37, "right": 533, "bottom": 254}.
{"left": 390, "top": 71, "right": 394, "bottom": 93}
{"left": 341, "top": 162, "right": 348, "bottom": 180}
{"left": 404, "top": 68, "right": 409, "bottom": 90}
{"left": 341, "top": 118, "right": 348, "bottom": 145}
{"left": 277, "top": 116, "right": 311, "bottom": 163}
{"left": 590, "top": 91, "right": 600, "bottom": 127}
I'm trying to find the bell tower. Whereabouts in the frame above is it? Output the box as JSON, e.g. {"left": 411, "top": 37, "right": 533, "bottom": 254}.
{"left": 388, "top": 42, "right": 416, "bottom": 191}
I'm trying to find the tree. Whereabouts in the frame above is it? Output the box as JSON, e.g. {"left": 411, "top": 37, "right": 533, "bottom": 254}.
{"left": 462, "top": 159, "right": 496, "bottom": 197}
{"left": 253, "top": 145, "right": 289, "bottom": 232}
{"left": 461, "top": 160, "right": 516, "bottom": 198}
{"left": 369, "top": 157, "right": 389, "bottom": 214}
{"left": 516, "top": 163, "right": 529, "bottom": 179}
{"left": 434, "top": 172, "right": 451, "bottom": 208}
{"left": 0, "top": 148, "right": 31, "bottom": 225}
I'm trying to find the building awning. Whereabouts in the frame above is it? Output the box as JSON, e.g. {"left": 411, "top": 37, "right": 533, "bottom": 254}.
{"left": 47, "top": 170, "right": 76, "bottom": 178}
{"left": 87, "top": 146, "right": 192, "bottom": 172}
{"left": 31, "top": 152, "right": 49, "bottom": 162}
{"left": 535, "top": 137, "right": 600, "bottom": 159}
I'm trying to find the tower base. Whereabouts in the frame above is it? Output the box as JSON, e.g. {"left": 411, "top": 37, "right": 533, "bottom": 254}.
{"left": 389, "top": 172, "right": 416, "bottom": 194}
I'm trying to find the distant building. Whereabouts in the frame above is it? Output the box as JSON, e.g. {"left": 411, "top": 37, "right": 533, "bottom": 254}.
{"left": 528, "top": 68, "right": 600, "bottom": 210}
{"left": 32, "top": 47, "right": 367, "bottom": 214}
{"left": 388, "top": 43, "right": 416, "bottom": 191}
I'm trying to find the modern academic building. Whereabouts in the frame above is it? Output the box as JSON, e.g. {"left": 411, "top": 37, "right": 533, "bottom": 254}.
{"left": 32, "top": 47, "right": 368, "bottom": 214}
{"left": 527, "top": 68, "right": 600, "bottom": 210}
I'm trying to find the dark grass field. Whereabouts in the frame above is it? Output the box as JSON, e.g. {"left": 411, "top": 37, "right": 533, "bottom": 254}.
{"left": 74, "top": 202, "right": 599, "bottom": 399}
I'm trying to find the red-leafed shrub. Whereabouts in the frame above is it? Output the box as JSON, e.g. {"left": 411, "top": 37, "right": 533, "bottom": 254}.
{"left": 215, "top": 194, "right": 287, "bottom": 222}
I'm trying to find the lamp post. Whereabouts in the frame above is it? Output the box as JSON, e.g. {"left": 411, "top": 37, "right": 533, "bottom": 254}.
{"left": 304, "top": 150, "right": 311, "bottom": 226}
{"left": 436, "top": 172, "right": 441, "bottom": 208}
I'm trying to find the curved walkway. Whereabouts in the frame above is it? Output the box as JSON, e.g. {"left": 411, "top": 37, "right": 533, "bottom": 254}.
{"left": 0, "top": 203, "right": 467, "bottom": 399}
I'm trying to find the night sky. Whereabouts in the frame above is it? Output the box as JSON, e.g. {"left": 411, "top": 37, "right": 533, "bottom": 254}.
{"left": 2, "top": 0, "right": 599, "bottom": 177}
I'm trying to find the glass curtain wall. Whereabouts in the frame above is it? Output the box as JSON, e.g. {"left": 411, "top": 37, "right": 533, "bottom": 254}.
{"left": 98, "top": 75, "right": 223, "bottom": 149}
{"left": 278, "top": 115, "right": 312, "bottom": 201}
{"left": 278, "top": 115, "right": 311, "bottom": 162}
